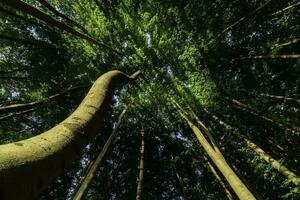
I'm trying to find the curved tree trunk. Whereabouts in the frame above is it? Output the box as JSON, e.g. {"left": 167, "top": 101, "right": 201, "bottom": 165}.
{"left": 72, "top": 106, "right": 128, "bottom": 200}
{"left": 172, "top": 100, "right": 256, "bottom": 200}
{"left": 136, "top": 129, "right": 145, "bottom": 200}
{"left": 204, "top": 108, "right": 299, "bottom": 185}
{"left": 0, "top": 70, "right": 141, "bottom": 200}
{"left": 1, "top": 0, "right": 121, "bottom": 55}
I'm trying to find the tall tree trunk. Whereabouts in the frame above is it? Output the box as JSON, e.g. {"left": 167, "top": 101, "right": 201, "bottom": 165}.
{"left": 202, "top": 155, "right": 234, "bottom": 200}
{"left": 259, "top": 93, "right": 300, "bottom": 104}
{"left": 0, "top": 6, "right": 53, "bottom": 31}
{"left": 170, "top": 156, "right": 189, "bottom": 200}
{"left": 36, "top": 0, "right": 88, "bottom": 33}
{"left": 246, "top": 54, "right": 300, "bottom": 59}
{"left": 172, "top": 100, "right": 256, "bottom": 200}
{"left": 72, "top": 106, "right": 128, "bottom": 200}
{"left": 0, "top": 33, "right": 58, "bottom": 49}
{"left": 0, "top": 107, "right": 40, "bottom": 121}
{"left": 207, "top": 0, "right": 273, "bottom": 46}
{"left": 230, "top": 98, "right": 299, "bottom": 134}
{"left": 271, "top": 38, "right": 300, "bottom": 49}
{"left": 270, "top": 1, "right": 300, "bottom": 16}
{"left": 136, "top": 129, "right": 145, "bottom": 200}
{"left": 0, "top": 70, "right": 141, "bottom": 200}
{"left": 204, "top": 108, "right": 299, "bottom": 185}
{"left": 1, "top": 0, "right": 121, "bottom": 55}
{"left": 0, "top": 85, "right": 90, "bottom": 114}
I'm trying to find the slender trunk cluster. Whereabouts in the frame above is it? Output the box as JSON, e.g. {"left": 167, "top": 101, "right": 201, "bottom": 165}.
{"left": 1, "top": 0, "right": 121, "bottom": 55}
{"left": 203, "top": 108, "right": 299, "bottom": 185}
{"left": 72, "top": 107, "right": 128, "bottom": 200}
{"left": 36, "top": 0, "right": 88, "bottom": 33}
{"left": 230, "top": 98, "right": 299, "bottom": 134}
{"left": 0, "top": 70, "right": 141, "bottom": 200}
{"left": 136, "top": 129, "right": 145, "bottom": 200}
{"left": 207, "top": 0, "right": 273, "bottom": 46}
{"left": 172, "top": 100, "right": 256, "bottom": 200}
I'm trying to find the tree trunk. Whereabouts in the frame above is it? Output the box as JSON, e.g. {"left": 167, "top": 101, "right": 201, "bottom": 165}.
{"left": 1, "top": 0, "right": 121, "bottom": 55}
{"left": 136, "top": 129, "right": 145, "bottom": 200}
{"left": 172, "top": 100, "right": 256, "bottom": 200}
{"left": 246, "top": 54, "right": 300, "bottom": 59}
{"left": 0, "top": 6, "right": 53, "bottom": 31}
{"left": 204, "top": 108, "right": 299, "bottom": 185}
{"left": 72, "top": 106, "right": 128, "bottom": 200}
{"left": 0, "top": 70, "right": 141, "bottom": 200}
{"left": 0, "top": 85, "right": 90, "bottom": 114}
{"left": 270, "top": 1, "right": 300, "bottom": 16}
{"left": 36, "top": 0, "right": 88, "bottom": 33}
{"left": 207, "top": 0, "right": 272, "bottom": 45}
{"left": 170, "top": 156, "right": 189, "bottom": 200}
{"left": 202, "top": 155, "right": 234, "bottom": 200}
{"left": 259, "top": 93, "right": 300, "bottom": 104}
{"left": 230, "top": 98, "right": 299, "bottom": 134}
{"left": 271, "top": 38, "right": 300, "bottom": 49}
{"left": 0, "top": 33, "right": 58, "bottom": 49}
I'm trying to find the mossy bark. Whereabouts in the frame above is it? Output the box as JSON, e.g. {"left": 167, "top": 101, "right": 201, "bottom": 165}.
{"left": 0, "top": 70, "right": 141, "bottom": 200}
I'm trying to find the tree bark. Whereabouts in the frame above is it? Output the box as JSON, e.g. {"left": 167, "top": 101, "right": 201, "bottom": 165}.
{"left": 259, "top": 93, "right": 300, "bottom": 104}
{"left": 72, "top": 106, "right": 128, "bottom": 200}
{"left": 202, "top": 155, "right": 234, "bottom": 200}
{"left": 136, "top": 129, "right": 145, "bottom": 200}
{"left": 1, "top": 0, "right": 121, "bottom": 55}
{"left": 172, "top": 100, "right": 256, "bottom": 200}
{"left": 207, "top": 0, "right": 273, "bottom": 46}
{"left": 0, "top": 85, "right": 90, "bottom": 114}
{"left": 204, "top": 108, "right": 299, "bottom": 185}
{"left": 270, "top": 1, "right": 300, "bottom": 16}
{"left": 36, "top": 0, "right": 88, "bottom": 33}
{"left": 230, "top": 98, "right": 299, "bottom": 134}
{"left": 0, "top": 70, "right": 141, "bottom": 200}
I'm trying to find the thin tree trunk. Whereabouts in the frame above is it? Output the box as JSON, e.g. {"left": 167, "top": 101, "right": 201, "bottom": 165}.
{"left": 230, "top": 98, "right": 299, "bottom": 134}
{"left": 0, "top": 33, "right": 58, "bottom": 49}
{"left": 1, "top": 0, "right": 121, "bottom": 55}
{"left": 72, "top": 106, "right": 128, "bottom": 200}
{"left": 245, "top": 54, "right": 300, "bottom": 59}
{"left": 0, "top": 6, "right": 53, "bottom": 31}
{"left": 136, "top": 129, "right": 145, "bottom": 200}
{"left": 0, "top": 107, "right": 40, "bottom": 121}
{"left": 202, "top": 155, "right": 234, "bottom": 200}
{"left": 271, "top": 38, "right": 300, "bottom": 49}
{"left": 172, "top": 100, "right": 256, "bottom": 200}
{"left": 170, "top": 156, "right": 189, "bottom": 200}
{"left": 0, "top": 85, "right": 90, "bottom": 114}
{"left": 0, "top": 70, "right": 141, "bottom": 200}
{"left": 207, "top": 0, "right": 273, "bottom": 46}
{"left": 204, "top": 108, "right": 299, "bottom": 185}
{"left": 259, "top": 93, "right": 300, "bottom": 104}
{"left": 36, "top": 0, "right": 88, "bottom": 33}
{"left": 270, "top": 1, "right": 300, "bottom": 16}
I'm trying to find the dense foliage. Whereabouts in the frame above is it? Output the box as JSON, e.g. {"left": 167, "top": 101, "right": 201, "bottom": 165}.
{"left": 0, "top": 0, "right": 299, "bottom": 199}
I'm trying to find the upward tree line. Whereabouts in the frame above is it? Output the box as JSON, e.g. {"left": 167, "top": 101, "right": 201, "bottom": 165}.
{"left": 0, "top": 0, "right": 299, "bottom": 199}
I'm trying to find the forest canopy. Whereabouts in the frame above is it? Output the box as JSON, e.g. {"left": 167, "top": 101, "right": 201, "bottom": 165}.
{"left": 0, "top": 0, "right": 299, "bottom": 199}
